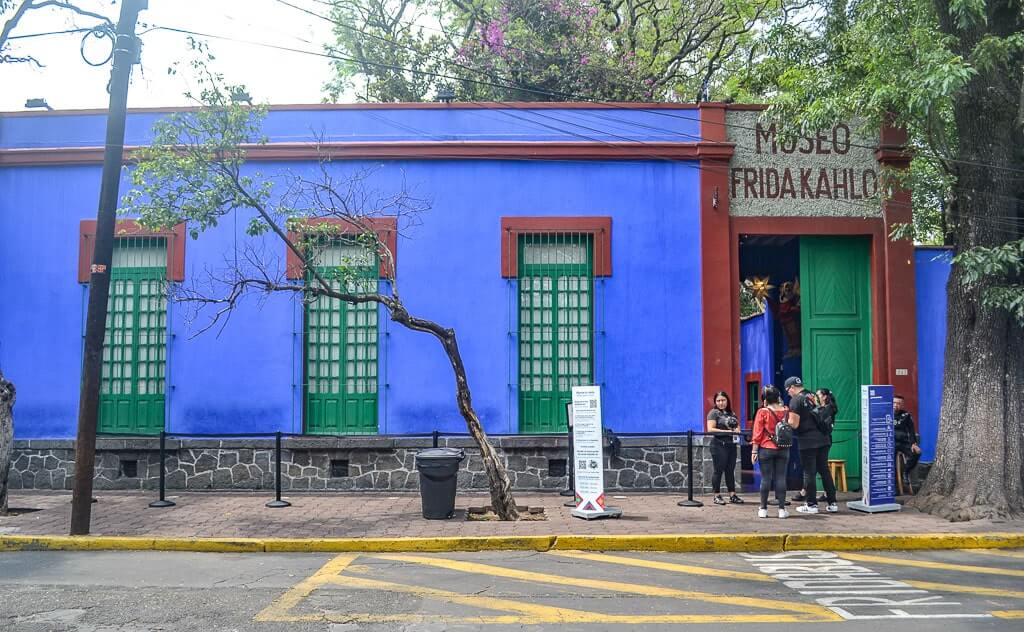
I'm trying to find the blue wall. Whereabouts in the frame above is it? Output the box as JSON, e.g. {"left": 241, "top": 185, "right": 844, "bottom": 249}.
{"left": 739, "top": 309, "right": 774, "bottom": 425}
{"left": 914, "top": 247, "right": 952, "bottom": 462}
{"left": 0, "top": 107, "right": 705, "bottom": 439}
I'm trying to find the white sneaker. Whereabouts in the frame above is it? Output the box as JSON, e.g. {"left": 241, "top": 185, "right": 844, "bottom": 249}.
{"left": 758, "top": 508, "right": 769, "bottom": 518}
{"left": 826, "top": 503, "right": 839, "bottom": 513}
{"left": 778, "top": 509, "right": 789, "bottom": 519}
{"left": 797, "top": 504, "right": 819, "bottom": 514}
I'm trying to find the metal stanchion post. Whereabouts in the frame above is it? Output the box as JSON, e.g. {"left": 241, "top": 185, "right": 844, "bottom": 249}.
{"left": 562, "top": 425, "right": 576, "bottom": 507}
{"left": 678, "top": 429, "right": 704, "bottom": 507}
{"left": 432, "top": 429, "right": 440, "bottom": 448}
{"left": 148, "top": 430, "right": 175, "bottom": 508}
{"left": 561, "top": 402, "right": 577, "bottom": 507}
{"left": 266, "top": 431, "right": 291, "bottom": 508}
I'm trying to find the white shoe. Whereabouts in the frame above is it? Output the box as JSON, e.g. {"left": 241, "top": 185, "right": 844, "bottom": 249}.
{"left": 778, "top": 509, "right": 789, "bottom": 519}
{"left": 826, "top": 503, "right": 839, "bottom": 513}
{"left": 758, "top": 508, "right": 769, "bottom": 518}
{"left": 797, "top": 504, "right": 819, "bottom": 514}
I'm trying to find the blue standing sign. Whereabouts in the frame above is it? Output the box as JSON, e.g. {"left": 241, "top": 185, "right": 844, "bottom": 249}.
{"left": 848, "top": 385, "right": 901, "bottom": 513}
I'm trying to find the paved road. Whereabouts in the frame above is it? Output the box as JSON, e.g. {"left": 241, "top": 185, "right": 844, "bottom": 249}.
{"left": 1, "top": 548, "right": 1022, "bottom": 631}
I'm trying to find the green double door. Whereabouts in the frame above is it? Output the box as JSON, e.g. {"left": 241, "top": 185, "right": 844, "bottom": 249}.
{"left": 518, "top": 234, "right": 594, "bottom": 433}
{"left": 304, "top": 262, "right": 379, "bottom": 435}
{"left": 98, "top": 245, "right": 168, "bottom": 435}
{"left": 799, "top": 236, "right": 872, "bottom": 490}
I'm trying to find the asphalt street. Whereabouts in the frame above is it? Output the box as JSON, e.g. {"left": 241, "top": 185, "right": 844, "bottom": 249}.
{"left": 0, "top": 548, "right": 1022, "bottom": 631}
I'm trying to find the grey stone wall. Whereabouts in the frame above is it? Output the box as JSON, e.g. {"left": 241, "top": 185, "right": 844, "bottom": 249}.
{"left": 9, "top": 435, "right": 729, "bottom": 493}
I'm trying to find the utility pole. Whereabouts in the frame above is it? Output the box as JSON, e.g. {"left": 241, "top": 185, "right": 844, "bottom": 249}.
{"left": 70, "top": 0, "right": 147, "bottom": 536}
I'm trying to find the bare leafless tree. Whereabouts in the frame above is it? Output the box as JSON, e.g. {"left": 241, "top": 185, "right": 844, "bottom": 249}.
{"left": 1, "top": 0, "right": 113, "bottom": 65}
{"left": 124, "top": 74, "right": 521, "bottom": 519}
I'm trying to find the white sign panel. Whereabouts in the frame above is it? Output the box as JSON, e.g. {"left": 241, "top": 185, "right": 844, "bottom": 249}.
{"left": 571, "top": 385, "right": 606, "bottom": 514}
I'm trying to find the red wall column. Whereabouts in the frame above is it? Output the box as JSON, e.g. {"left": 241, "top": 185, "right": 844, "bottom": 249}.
{"left": 698, "top": 103, "right": 737, "bottom": 413}
{"left": 876, "top": 123, "right": 919, "bottom": 416}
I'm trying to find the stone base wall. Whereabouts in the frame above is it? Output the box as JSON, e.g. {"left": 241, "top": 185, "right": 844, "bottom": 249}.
{"left": 9, "top": 435, "right": 729, "bottom": 493}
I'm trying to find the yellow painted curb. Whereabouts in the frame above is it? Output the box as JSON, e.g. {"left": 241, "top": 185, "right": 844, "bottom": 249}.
{"left": 151, "top": 537, "right": 266, "bottom": 553}
{"left": 3, "top": 532, "right": 1023, "bottom": 554}
{"left": 785, "top": 532, "right": 1024, "bottom": 551}
{"left": 263, "top": 536, "right": 556, "bottom": 553}
{"left": 0, "top": 536, "right": 158, "bottom": 551}
{"left": 552, "top": 534, "right": 787, "bottom": 553}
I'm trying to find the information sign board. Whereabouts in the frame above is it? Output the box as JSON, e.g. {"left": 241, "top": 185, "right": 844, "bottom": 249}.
{"left": 848, "top": 385, "right": 901, "bottom": 513}
{"left": 570, "top": 385, "right": 621, "bottom": 520}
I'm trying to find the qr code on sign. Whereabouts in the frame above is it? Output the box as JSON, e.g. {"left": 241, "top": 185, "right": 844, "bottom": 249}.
{"left": 589, "top": 399, "right": 597, "bottom": 407}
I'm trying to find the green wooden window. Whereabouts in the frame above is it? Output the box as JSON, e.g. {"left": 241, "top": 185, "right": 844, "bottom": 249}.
{"left": 746, "top": 378, "right": 761, "bottom": 422}
{"left": 99, "top": 237, "right": 167, "bottom": 435}
{"left": 518, "top": 234, "right": 594, "bottom": 433}
{"left": 305, "top": 242, "right": 379, "bottom": 435}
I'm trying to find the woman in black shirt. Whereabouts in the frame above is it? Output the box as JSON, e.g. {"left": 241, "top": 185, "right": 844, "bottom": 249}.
{"left": 706, "top": 391, "right": 744, "bottom": 505}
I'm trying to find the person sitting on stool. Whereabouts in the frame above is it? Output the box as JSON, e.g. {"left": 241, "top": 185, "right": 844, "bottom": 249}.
{"left": 894, "top": 394, "right": 921, "bottom": 483}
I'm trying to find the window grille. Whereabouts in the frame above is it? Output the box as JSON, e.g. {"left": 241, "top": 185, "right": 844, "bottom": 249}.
{"left": 304, "top": 241, "right": 379, "bottom": 434}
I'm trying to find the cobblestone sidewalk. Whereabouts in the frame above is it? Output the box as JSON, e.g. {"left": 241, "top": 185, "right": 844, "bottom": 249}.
{"left": 2, "top": 490, "right": 1021, "bottom": 539}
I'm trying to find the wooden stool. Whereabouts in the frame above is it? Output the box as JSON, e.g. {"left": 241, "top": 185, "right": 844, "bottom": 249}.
{"left": 828, "top": 459, "right": 848, "bottom": 492}
{"left": 896, "top": 452, "right": 914, "bottom": 496}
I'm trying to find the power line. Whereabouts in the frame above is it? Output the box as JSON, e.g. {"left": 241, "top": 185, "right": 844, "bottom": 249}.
{"left": 25, "top": 20, "right": 1008, "bottom": 222}
{"left": 6, "top": 27, "right": 95, "bottom": 40}
{"left": 276, "top": 1, "right": 1024, "bottom": 176}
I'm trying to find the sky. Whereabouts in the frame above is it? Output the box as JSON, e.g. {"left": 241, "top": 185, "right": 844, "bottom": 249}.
{"left": 1, "top": 0, "right": 339, "bottom": 111}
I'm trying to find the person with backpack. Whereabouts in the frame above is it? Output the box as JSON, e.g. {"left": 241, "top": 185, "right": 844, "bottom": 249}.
{"left": 793, "top": 389, "right": 838, "bottom": 503}
{"left": 785, "top": 376, "right": 839, "bottom": 514}
{"left": 751, "top": 385, "right": 793, "bottom": 518}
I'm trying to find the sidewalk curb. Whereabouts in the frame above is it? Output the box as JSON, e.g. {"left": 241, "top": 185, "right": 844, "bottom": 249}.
{"left": 3, "top": 532, "right": 1023, "bottom": 553}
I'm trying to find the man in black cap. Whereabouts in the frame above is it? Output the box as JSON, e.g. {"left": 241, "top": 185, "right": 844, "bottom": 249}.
{"left": 785, "top": 376, "right": 838, "bottom": 514}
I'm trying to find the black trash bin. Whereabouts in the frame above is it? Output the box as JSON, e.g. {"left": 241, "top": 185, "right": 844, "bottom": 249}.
{"left": 415, "top": 447, "right": 465, "bottom": 519}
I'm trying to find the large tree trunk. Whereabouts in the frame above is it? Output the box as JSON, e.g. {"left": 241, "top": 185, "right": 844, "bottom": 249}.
{"left": 0, "top": 369, "right": 14, "bottom": 515}
{"left": 910, "top": 1, "right": 1024, "bottom": 520}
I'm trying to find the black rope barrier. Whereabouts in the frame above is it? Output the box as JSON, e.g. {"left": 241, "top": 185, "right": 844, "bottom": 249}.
{"left": 117, "top": 424, "right": 806, "bottom": 508}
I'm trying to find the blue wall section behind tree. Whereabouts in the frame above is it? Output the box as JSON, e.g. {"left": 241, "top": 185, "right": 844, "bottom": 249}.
{"left": 914, "top": 247, "right": 952, "bottom": 462}
{"left": 0, "top": 114, "right": 705, "bottom": 438}
{"left": 739, "top": 309, "right": 774, "bottom": 425}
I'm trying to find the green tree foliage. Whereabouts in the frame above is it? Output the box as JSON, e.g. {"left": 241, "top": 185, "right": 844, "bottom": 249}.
{"left": 736, "top": 0, "right": 1023, "bottom": 520}
{"left": 734, "top": 0, "right": 1023, "bottom": 320}
{"left": 323, "top": 0, "right": 780, "bottom": 102}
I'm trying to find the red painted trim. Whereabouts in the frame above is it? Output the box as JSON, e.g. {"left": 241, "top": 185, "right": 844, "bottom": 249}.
{"left": 79, "top": 220, "right": 185, "bottom": 282}
{"left": 742, "top": 371, "right": 763, "bottom": 424}
{"left": 284, "top": 217, "right": 398, "bottom": 280}
{"left": 0, "top": 102, "right": 703, "bottom": 117}
{"left": 500, "top": 217, "right": 612, "bottom": 278}
{"left": 0, "top": 141, "right": 728, "bottom": 166}
{"left": 698, "top": 103, "right": 736, "bottom": 413}
{"left": 724, "top": 104, "right": 769, "bottom": 111}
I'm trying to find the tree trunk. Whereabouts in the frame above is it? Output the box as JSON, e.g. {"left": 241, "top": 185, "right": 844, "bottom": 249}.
{"left": 386, "top": 306, "right": 520, "bottom": 520}
{"left": 910, "top": 8, "right": 1024, "bottom": 519}
{"left": 0, "top": 369, "right": 15, "bottom": 516}
{"left": 438, "top": 329, "right": 520, "bottom": 521}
